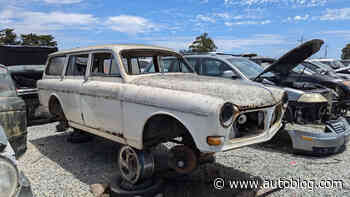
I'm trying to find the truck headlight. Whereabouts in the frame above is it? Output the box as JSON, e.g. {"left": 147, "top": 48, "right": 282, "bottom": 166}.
{"left": 297, "top": 93, "right": 328, "bottom": 103}
{"left": 220, "top": 103, "right": 239, "bottom": 127}
{"left": 0, "top": 156, "right": 19, "bottom": 197}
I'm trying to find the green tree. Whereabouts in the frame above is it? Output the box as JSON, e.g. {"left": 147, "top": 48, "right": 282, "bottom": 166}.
{"left": 189, "top": 33, "right": 217, "bottom": 52}
{"left": 342, "top": 44, "right": 350, "bottom": 60}
{"left": 0, "top": 28, "right": 19, "bottom": 45}
{"left": 21, "top": 33, "right": 57, "bottom": 47}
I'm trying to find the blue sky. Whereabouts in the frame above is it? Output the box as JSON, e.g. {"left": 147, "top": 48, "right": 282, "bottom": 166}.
{"left": 0, "top": 0, "right": 349, "bottom": 58}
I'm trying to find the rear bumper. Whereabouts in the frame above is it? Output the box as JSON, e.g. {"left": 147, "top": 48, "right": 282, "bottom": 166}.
{"left": 286, "top": 117, "right": 350, "bottom": 155}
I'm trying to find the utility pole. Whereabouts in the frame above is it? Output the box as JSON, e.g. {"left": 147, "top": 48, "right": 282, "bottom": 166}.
{"left": 324, "top": 45, "right": 328, "bottom": 58}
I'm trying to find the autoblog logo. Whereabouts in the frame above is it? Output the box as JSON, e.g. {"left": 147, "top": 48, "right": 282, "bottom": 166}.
{"left": 213, "top": 177, "right": 344, "bottom": 191}
{"left": 213, "top": 178, "right": 225, "bottom": 190}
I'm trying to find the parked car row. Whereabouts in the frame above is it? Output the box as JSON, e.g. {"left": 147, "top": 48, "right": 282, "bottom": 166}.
{"left": 1, "top": 40, "right": 349, "bottom": 193}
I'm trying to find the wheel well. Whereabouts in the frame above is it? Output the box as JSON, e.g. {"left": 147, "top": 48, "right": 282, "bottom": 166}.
{"left": 48, "top": 96, "right": 61, "bottom": 115}
{"left": 142, "top": 114, "right": 195, "bottom": 148}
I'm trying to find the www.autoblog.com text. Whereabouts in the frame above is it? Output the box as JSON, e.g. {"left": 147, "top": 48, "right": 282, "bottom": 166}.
{"left": 213, "top": 177, "right": 344, "bottom": 191}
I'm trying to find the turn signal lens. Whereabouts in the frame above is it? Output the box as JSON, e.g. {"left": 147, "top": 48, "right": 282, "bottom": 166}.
{"left": 301, "top": 136, "right": 313, "bottom": 141}
{"left": 207, "top": 136, "right": 223, "bottom": 146}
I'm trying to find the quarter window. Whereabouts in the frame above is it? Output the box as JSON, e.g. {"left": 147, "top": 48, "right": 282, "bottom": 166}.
{"left": 66, "top": 54, "right": 89, "bottom": 76}
{"left": 91, "top": 53, "right": 120, "bottom": 76}
{"left": 46, "top": 56, "right": 66, "bottom": 76}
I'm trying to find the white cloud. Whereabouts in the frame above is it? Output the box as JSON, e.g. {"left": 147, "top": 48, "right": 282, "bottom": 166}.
{"left": 225, "top": 20, "right": 271, "bottom": 26}
{"left": 318, "top": 30, "right": 350, "bottom": 39}
{"left": 224, "top": 0, "right": 328, "bottom": 7}
{"left": 294, "top": 14, "right": 309, "bottom": 20}
{"left": 0, "top": 7, "right": 98, "bottom": 33}
{"left": 196, "top": 14, "right": 216, "bottom": 23}
{"left": 106, "top": 15, "right": 158, "bottom": 34}
{"left": 42, "top": 0, "right": 83, "bottom": 4}
{"left": 320, "top": 8, "right": 350, "bottom": 21}
{"left": 215, "top": 13, "right": 231, "bottom": 19}
{"left": 214, "top": 34, "right": 286, "bottom": 51}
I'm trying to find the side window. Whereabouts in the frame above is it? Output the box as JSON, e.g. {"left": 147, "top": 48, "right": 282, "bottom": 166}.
{"left": 66, "top": 54, "right": 89, "bottom": 76}
{"left": 201, "top": 58, "right": 231, "bottom": 76}
{"left": 186, "top": 58, "right": 200, "bottom": 73}
{"left": 91, "top": 53, "right": 120, "bottom": 76}
{"left": 160, "top": 58, "right": 191, "bottom": 73}
{"left": 46, "top": 56, "right": 66, "bottom": 76}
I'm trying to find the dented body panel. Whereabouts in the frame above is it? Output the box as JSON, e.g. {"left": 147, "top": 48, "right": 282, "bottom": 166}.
{"left": 38, "top": 44, "right": 285, "bottom": 153}
{"left": 0, "top": 66, "right": 28, "bottom": 156}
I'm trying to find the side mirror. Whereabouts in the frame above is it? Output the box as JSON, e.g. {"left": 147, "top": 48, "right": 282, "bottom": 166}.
{"left": 222, "top": 70, "right": 238, "bottom": 79}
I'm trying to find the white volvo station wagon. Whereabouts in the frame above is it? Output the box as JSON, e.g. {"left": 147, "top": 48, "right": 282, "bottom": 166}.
{"left": 38, "top": 44, "right": 287, "bottom": 183}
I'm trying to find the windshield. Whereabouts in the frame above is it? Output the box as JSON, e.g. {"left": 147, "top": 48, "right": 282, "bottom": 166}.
{"left": 306, "top": 61, "right": 333, "bottom": 71}
{"left": 292, "top": 64, "right": 315, "bottom": 75}
{"left": 0, "top": 67, "right": 17, "bottom": 97}
{"left": 227, "top": 58, "right": 272, "bottom": 79}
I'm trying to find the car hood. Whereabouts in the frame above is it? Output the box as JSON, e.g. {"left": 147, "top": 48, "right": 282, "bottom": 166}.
{"left": 259, "top": 39, "right": 324, "bottom": 76}
{"left": 130, "top": 74, "right": 284, "bottom": 110}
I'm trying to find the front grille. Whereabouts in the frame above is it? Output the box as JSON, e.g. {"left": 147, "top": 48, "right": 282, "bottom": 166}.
{"left": 327, "top": 119, "right": 347, "bottom": 134}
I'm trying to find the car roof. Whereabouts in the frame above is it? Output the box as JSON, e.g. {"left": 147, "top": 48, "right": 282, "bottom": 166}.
{"left": 50, "top": 44, "right": 176, "bottom": 56}
{"left": 183, "top": 53, "right": 246, "bottom": 60}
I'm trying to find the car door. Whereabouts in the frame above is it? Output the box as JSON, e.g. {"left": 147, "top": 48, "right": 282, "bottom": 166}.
{"left": 60, "top": 53, "right": 90, "bottom": 124}
{"left": 80, "top": 51, "right": 124, "bottom": 135}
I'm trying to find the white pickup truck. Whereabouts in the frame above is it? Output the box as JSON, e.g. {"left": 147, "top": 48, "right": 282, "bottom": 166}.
{"left": 38, "top": 44, "right": 286, "bottom": 183}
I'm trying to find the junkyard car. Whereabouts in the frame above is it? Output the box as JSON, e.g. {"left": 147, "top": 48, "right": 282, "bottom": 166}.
{"left": 341, "top": 59, "right": 350, "bottom": 67}
{"left": 180, "top": 39, "right": 350, "bottom": 155}
{"left": 0, "top": 125, "right": 34, "bottom": 197}
{"left": 309, "top": 58, "right": 346, "bottom": 70}
{"left": 0, "top": 45, "right": 57, "bottom": 125}
{"left": 250, "top": 56, "right": 350, "bottom": 117}
{"left": 38, "top": 44, "right": 286, "bottom": 183}
{"left": 0, "top": 65, "right": 28, "bottom": 156}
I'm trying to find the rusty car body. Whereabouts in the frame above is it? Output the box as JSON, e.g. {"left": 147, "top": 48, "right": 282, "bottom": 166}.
{"left": 0, "top": 65, "right": 28, "bottom": 157}
{"left": 181, "top": 39, "right": 350, "bottom": 155}
{"left": 37, "top": 44, "right": 286, "bottom": 183}
{"left": 0, "top": 45, "right": 57, "bottom": 125}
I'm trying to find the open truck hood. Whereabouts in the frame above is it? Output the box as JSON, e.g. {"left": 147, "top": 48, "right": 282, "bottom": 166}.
{"left": 256, "top": 39, "right": 324, "bottom": 77}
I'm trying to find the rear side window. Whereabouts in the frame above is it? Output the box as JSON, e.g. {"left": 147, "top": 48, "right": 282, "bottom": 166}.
{"left": 66, "top": 54, "right": 89, "bottom": 76}
{"left": 46, "top": 56, "right": 66, "bottom": 76}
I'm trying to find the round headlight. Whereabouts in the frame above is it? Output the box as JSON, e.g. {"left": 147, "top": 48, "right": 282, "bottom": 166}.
{"left": 220, "top": 103, "right": 238, "bottom": 127}
{"left": 0, "top": 156, "right": 19, "bottom": 197}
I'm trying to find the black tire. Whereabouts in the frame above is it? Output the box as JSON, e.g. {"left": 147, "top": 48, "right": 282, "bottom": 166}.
{"left": 110, "top": 175, "right": 163, "bottom": 197}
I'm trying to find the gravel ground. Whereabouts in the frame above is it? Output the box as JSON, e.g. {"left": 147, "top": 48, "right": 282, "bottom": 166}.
{"left": 18, "top": 122, "right": 350, "bottom": 197}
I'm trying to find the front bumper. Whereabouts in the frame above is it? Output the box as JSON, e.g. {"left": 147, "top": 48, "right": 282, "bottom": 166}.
{"left": 222, "top": 104, "right": 285, "bottom": 151}
{"left": 286, "top": 117, "right": 350, "bottom": 155}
